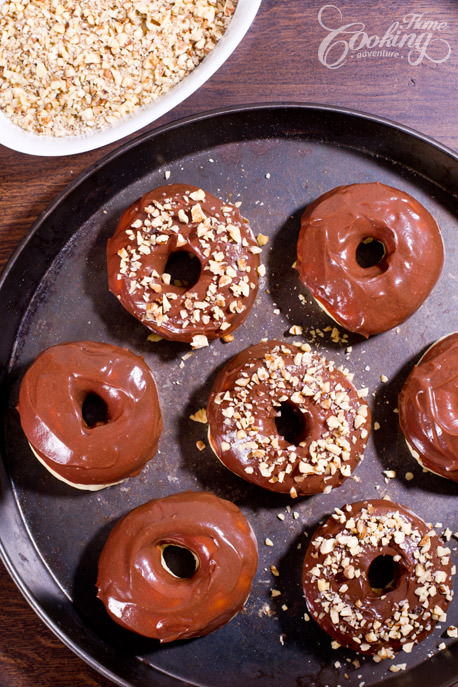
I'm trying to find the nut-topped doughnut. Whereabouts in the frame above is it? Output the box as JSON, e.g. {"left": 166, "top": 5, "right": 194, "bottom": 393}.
{"left": 107, "top": 184, "right": 260, "bottom": 346}
{"left": 399, "top": 332, "right": 458, "bottom": 482}
{"left": 207, "top": 340, "right": 370, "bottom": 497}
{"left": 96, "top": 491, "right": 258, "bottom": 642}
{"left": 302, "top": 500, "right": 455, "bottom": 661}
{"left": 296, "top": 182, "right": 444, "bottom": 337}
{"left": 17, "top": 341, "right": 162, "bottom": 490}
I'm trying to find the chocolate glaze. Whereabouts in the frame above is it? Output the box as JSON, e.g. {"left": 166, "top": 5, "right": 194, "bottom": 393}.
{"left": 17, "top": 341, "right": 162, "bottom": 487}
{"left": 296, "top": 182, "right": 444, "bottom": 337}
{"left": 399, "top": 332, "right": 458, "bottom": 482}
{"left": 207, "top": 340, "right": 370, "bottom": 496}
{"left": 107, "top": 184, "right": 259, "bottom": 343}
{"left": 302, "top": 500, "right": 454, "bottom": 657}
{"left": 96, "top": 491, "right": 258, "bottom": 642}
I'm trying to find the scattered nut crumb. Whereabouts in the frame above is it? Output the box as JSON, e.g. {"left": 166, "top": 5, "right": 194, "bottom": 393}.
{"left": 195, "top": 440, "right": 206, "bottom": 451}
{"left": 384, "top": 469, "right": 397, "bottom": 479}
{"left": 189, "top": 408, "right": 207, "bottom": 424}
{"left": 191, "top": 334, "right": 209, "bottom": 349}
{"left": 258, "top": 603, "right": 273, "bottom": 617}
{"left": 256, "top": 233, "right": 269, "bottom": 247}
{"left": 147, "top": 333, "right": 163, "bottom": 342}
{"left": 389, "top": 663, "right": 406, "bottom": 673}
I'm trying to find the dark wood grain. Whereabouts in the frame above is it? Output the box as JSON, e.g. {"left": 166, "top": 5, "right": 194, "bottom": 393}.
{"left": 0, "top": 1, "right": 457, "bottom": 685}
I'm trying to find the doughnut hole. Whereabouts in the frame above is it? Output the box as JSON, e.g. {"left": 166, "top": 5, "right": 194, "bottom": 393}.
{"left": 164, "top": 250, "right": 202, "bottom": 290}
{"left": 356, "top": 237, "right": 386, "bottom": 270}
{"left": 275, "top": 401, "right": 308, "bottom": 446}
{"left": 367, "top": 554, "right": 403, "bottom": 595}
{"left": 81, "top": 392, "right": 109, "bottom": 428}
{"left": 351, "top": 218, "right": 396, "bottom": 279}
{"left": 160, "top": 544, "right": 199, "bottom": 579}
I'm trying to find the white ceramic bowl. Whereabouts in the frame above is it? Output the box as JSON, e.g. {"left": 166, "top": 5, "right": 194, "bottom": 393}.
{"left": 0, "top": 0, "right": 261, "bottom": 157}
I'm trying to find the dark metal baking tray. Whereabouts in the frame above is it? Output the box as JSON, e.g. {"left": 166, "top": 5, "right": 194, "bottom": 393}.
{"left": 0, "top": 104, "right": 457, "bottom": 687}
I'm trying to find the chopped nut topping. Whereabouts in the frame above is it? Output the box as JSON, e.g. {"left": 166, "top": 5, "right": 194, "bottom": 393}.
{"left": 208, "top": 341, "right": 369, "bottom": 496}
{"left": 304, "top": 502, "right": 454, "bottom": 657}
{"left": 0, "top": 0, "right": 237, "bottom": 136}
{"left": 112, "top": 185, "right": 258, "bottom": 343}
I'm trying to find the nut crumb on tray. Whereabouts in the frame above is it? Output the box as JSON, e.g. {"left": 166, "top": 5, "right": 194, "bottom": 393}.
{"left": 0, "top": 0, "right": 236, "bottom": 136}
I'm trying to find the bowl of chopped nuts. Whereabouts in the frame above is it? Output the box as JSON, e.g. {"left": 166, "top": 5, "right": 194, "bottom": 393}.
{"left": 0, "top": 0, "right": 261, "bottom": 156}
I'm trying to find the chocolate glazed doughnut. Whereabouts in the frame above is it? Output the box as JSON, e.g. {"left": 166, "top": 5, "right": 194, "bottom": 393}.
{"left": 17, "top": 341, "right": 162, "bottom": 489}
{"left": 96, "top": 492, "right": 258, "bottom": 642}
{"left": 207, "top": 340, "right": 370, "bottom": 497}
{"left": 296, "top": 182, "right": 444, "bottom": 337}
{"left": 302, "top": 500, "right": 455, "bottom": 661}
{"left": 399, "top": 332, "right": 458, "bottom": 482}
{"left": 107, "top": 184, "right": 260, "bottom": 345}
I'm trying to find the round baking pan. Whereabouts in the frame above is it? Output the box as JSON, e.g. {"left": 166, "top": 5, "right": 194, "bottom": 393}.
{"left": 0, "top": 104, "right": 457, "bottom": 687}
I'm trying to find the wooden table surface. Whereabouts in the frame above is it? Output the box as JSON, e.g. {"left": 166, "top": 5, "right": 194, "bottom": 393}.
{"left": 0, "top": 1, "right": 457, "bottom": 685}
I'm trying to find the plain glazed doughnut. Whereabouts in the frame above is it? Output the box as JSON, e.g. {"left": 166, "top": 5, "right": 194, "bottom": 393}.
{"left": 17, "top": 341, "right": 162, "bottom": 490}
{"left": 96, "top": 491, "right": 258, "bottom": 642}
{"left": 398, "top": 332, "right": 458, "bottom": 482}
{"left": 206, "top": 340, "right": 370, "bottom": 497}
{"left": 107, "top": 184, "right": 260, "bottom": 346}
{"left": 302, "top": 500, "right": 455, "bottom": 661}
{"left": 296, "top": 182, "right": 444, "bottom": 337}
